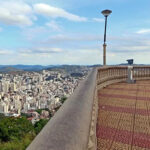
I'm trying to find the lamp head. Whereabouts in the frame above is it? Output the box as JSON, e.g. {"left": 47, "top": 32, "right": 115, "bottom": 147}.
{"left": 101, "top": 9, "right": 112, "bottom": 17}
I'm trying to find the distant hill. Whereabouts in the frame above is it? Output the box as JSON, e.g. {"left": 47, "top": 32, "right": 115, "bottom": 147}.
{"left": 0, "top": 65, "right": 52, "bottom": 71}
{"left": 46, "top": 65, "right": 89, "bottom": 74}
{"left": 0, "top": 67, "right": 23, "bottom": 73}
{"left": 0, "top": 64, "right": 100, "bottom": 73}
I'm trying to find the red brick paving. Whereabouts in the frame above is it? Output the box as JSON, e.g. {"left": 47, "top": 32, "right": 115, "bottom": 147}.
{"left": 107, "top": 87, "right": 150, "bottom": 93}
{"left": 97, "top": 126, "right": 150, "bottom": 149}
{"left": 99, "top": 105, "right": 150, "bottom": 116}
{"left": 99, "top": 93, "right": 150, "bottom": 101}
{"left": 97, "top": 80, "right": 150, "bottom": 150}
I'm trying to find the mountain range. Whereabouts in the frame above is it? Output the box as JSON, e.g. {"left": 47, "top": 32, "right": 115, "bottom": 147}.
{"left": 0, "top": 64, "right": 101, "bottom": 73}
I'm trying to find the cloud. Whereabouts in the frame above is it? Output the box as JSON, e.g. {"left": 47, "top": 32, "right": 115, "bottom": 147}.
{"left": 110, "top": 45, "right": 150, "bottom": 53}
{"left": 22, "top": 26, "right": 48, "bottom": 40}
{"left": 33, "top": 3, "right": 87, "bottom": 22}
{"left": 41, "top": 34, "right": 102, "bottom": 45}
{"left": 22, "top": 23, "right": 62, "bottom": 41}
{"left": 20, "top": 47, "right": 63, "bottom": 55}
{"left": 46, "top": 21, "right": 62, "bottom": 31}
{"left": 136, "top": 29, "right": 150, "bottom": 34}
{"left": 0, "top": 1, "right": 35, "bottom": 26}
{"left": 0, "top": 49, "right": 14, "bottom": 55}
{"left": 19, "top": 48, "right": 102, "bottom": 65}
{"left": 92, "top": 18, "right": 104, "bottom": 22}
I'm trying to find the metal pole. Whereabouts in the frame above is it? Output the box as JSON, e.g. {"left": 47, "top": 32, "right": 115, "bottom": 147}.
{"left": 103, "top": 43, "right": 106, "bottom": 66}
{"left": 104, "top": 16, "right": 107, "bottom": 44}
{"left": 103, "top": 16, "right": 107, "bottom": 66}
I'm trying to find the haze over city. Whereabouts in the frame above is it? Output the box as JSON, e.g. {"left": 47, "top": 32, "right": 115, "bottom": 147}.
{"left": 0, "top": 0, "right": 150, "bottom": 65}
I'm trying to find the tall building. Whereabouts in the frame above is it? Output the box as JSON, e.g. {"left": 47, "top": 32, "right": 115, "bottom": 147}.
{"left": 0, "top": 101, "right": 9, "bottom": 113}
{"left": 10, "top": 83, "right": 17, "bottom": 92}
{"left": 0, "top": 81, "right": 2, "bottom": 92}
{"left": 2, "top": 81, "right": 9, "bottom": 93}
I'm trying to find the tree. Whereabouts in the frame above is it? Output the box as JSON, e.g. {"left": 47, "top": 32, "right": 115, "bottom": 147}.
{"left": 34, "top": 119, "right": 49, "bottom": 134}
{"left": 60, "top": 96, "right": 67, "bottom": 104}
{"left": 0, "top": 123, "right": 9, "bottom": 142}
{"left": 0, "top": 117, "right": 34, "bottom": 142}
{"left": 0, "top": 113, "right": 5, "bottom": 121}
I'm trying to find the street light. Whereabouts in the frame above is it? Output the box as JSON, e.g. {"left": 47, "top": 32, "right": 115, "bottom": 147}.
{"left": 101, "top": 9, "right": 112, "bottom": 66}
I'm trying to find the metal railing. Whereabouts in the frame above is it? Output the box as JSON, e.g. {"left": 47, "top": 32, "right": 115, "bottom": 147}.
{"left": 97, "top": 66, "right": 150, "bottom": 89}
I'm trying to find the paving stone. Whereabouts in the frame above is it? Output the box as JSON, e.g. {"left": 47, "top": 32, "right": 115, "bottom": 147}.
{"left": 97, "top": 80, "right": 150, "bottom": 150}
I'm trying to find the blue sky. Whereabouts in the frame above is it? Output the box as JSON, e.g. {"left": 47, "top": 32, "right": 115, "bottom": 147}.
{"left": 0, "top": 0, "right": 150, "bottom": 65}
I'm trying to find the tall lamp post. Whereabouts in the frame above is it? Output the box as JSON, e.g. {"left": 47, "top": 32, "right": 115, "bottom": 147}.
{"left": 101, "top": 9, "right": 112, "bottom": 66}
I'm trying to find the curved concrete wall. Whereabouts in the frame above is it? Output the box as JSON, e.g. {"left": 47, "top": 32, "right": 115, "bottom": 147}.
{"left": 27, "top": 68, "right": 97, "bottom": 150}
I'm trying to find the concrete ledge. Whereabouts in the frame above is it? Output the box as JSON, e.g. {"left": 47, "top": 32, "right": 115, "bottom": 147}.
{"left": 27, "top": 68, "right": 97, "bottom": 150}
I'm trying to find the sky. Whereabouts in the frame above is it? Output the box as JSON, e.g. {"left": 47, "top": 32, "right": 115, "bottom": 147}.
{"left": 0, "top": 0, "right": 150, "bottom": 65}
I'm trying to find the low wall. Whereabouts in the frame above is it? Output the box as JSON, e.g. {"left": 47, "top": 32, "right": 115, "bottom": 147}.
{"left": 97, "top": 66, "right": 150, "bottom": 89}
{"left": 27, "top": 68, "right": 97, "bottom": 150}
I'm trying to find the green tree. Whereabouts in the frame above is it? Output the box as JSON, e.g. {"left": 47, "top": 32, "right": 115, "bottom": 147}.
{"left": 35, "top": 109, "right": 42, "bottom": 115}
{"left": 0, "top": 117, "right": 34, "bottom": 142}
{"left": 0, "top": 113, "right": 5, "bottom": 121}
{"left": 34, "top": 119, "right": 49, "bottom": 134}
{"left": 60, "top": 96, "right": 67, "bottom": 104}
{"left": 0, "top": 123, "right": 9, "bottom": 142}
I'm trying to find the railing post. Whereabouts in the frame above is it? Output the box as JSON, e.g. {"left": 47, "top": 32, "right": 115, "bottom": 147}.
{"left": 127, "top": 66, "right": 135, "bottom": 83}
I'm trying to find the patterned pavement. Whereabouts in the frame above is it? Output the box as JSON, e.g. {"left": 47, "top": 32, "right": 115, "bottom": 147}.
{"left": 97, "top": 80, "right": 150, "bottom": 150}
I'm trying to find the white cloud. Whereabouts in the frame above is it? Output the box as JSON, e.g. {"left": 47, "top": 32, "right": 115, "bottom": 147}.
{"left": 33, "top": 3, "right": 87, "bottom": 22}
{"left": 136, "top": 29, "right": 150, "bottom": 34}
{"left": 20, "top": 47, "right": 63, "bottom": 54}
{"left": 0, "top": 1, "right": 35, "bottom": 26}
{"left": 41, "top": 34, "right": 102, "bottom": 44}
{"left": 19, "top": 48, "right": 101, "bottom": 65}
{"left": 93, "top": 18, "right": 104, "bottom": 22}
{"left": 46, "top": 21, "right": 62, "bottom": 31}
{"left": 35, "top": 47, "right": 63, "bottom": 53}
{"left": 22, "top": 26, "right": 47, "bottom": 40}
{"left": 0, "top": 49, "right": 14, "bottom": 55}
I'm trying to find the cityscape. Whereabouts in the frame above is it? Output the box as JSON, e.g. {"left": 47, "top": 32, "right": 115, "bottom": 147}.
{"left": 0, "top": 67, "right": 90, "bottom": 117}
{"left": 0, "top": 66, "right": 90, "bottom": 149}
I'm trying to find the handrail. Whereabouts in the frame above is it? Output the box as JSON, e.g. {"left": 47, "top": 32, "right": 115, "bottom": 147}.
{"left": 97, "top": 66, "right": 128, "bottom": 89}
{"left": 27, "top": 68, "right": 97, "bottom": 150}
{"left": 97, "top": 65, "right": 150, "bottom": 89}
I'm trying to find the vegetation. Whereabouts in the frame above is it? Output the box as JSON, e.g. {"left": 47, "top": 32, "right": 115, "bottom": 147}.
{"left": 0, "top": 116, "right": 49, "bottom": 150}
{"left": 34, "top": 119, "right": 49, "bottom": 134}
{"left": 0, "top": 133, "right": 35, "bottom": 150}
{"left": 60, "top": 96, "right": 67, "bottom": 104}
{"left": 21, "top": 113, "right": 32, "bottom": 118}
{"left": 0, "top": 113, "right": 5, "bottom": 121}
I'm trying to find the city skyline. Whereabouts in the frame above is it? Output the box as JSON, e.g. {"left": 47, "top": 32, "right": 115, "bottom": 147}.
{"left": 0, "top": 0, "right": 150, "bottom": 65}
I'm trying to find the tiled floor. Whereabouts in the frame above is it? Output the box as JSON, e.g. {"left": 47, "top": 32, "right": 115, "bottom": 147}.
{"left": 97, "top": 80, "right": 150, "bottom": 150}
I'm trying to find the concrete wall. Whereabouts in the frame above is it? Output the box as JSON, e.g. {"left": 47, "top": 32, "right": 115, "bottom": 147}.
{"left": 27, "top": 68, "right": 97, "bottom": 150}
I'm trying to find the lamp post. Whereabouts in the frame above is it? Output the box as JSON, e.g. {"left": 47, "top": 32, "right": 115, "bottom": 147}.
{"left": 101, "top": 9, "right": 112, "bottom": 66}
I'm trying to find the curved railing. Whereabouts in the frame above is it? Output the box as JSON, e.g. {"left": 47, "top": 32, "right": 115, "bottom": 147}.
{"left": 133, "top": 66, "right": 150, "bottom": 80}
{"left": 97, "top": 66, "right": 128, "bottom": 89}
{"left": 97, "top": 65, "right": 150, "bottom": 89}
{"left": 27, "top": 65, "right": 150, "bottom": 150}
